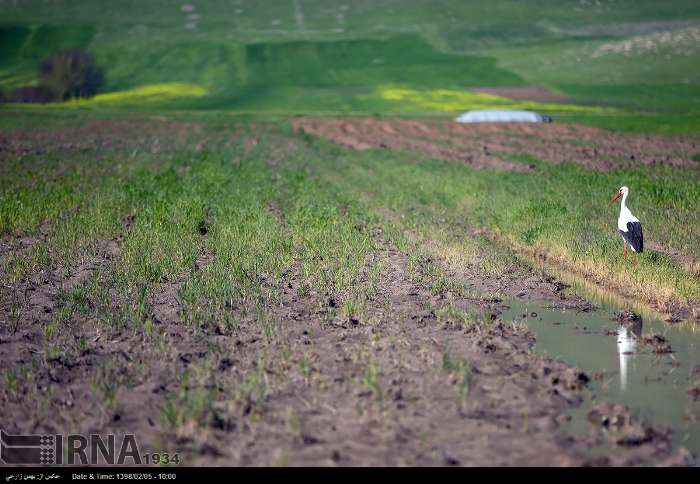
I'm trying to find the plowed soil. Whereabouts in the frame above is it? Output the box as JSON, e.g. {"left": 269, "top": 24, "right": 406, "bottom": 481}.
{"left": 0, "top": 235, "right": 686, "bottom": 466}
{"left": 293, "top": 117, "right": 700, "bottom": 171}
{"left": 0, "top": 120, "right": 205, "bottom": 162}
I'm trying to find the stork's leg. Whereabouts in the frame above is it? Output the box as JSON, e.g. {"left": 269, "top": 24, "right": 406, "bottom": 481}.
{"left": 623, "top": 241, "right": 627, "bottom": 262}
{"left": 632, "top": 251, "right": 637, "bottom": 265}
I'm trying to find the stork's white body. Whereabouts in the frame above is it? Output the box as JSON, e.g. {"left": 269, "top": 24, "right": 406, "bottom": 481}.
{"left": 617, "top": 192, "right": 640, "bottom": 252}
{"left": 610, "top": 186, "right": 644, "bottom": 257}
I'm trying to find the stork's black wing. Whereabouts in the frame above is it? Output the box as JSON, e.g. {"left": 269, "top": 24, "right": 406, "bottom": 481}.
{"left": 620, "top": 221, "right": 643, "bottom": 253}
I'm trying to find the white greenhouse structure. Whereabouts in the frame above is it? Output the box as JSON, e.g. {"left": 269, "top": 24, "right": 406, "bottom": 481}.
{"left": 455, "top": 110, "right": 552, "bottom": 123}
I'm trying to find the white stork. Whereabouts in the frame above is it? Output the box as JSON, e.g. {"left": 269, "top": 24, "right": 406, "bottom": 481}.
{"left": 608, "top": 186, "right": 643, "bottom": 264}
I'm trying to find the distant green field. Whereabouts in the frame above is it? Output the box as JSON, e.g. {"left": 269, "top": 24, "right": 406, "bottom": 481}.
{"left": 1, "top": 0, "right": 700, "bottom": 131}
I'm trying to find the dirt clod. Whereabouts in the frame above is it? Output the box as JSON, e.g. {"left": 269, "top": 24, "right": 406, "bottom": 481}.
{"left": 615, "top": 310, "right": 642, "bottom": 323}
{"left": 641, "top": 333, "right": 674, "bottom": 354}
{"left": 587, "top": 402, "right": 671, "bottom": 449}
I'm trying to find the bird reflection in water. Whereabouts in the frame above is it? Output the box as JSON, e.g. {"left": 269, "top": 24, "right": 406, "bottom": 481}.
{"left": 617, "top": 318, "right": 642, "bottom": 391}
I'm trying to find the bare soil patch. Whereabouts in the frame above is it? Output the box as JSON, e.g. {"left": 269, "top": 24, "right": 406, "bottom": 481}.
{"left": 293, "top": 117, "right": 700, "bottom": 171}
{"left": 0, "top": 119, "right": 206, "bottom": 164}
{"left": 0, "top": 221, "right": 52, "bottom": 268}
{"left": 294, "top": 117, "right": 528, "bottom": 172}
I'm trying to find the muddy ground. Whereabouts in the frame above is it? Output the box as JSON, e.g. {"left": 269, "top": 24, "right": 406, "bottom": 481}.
{"left": 293, "top": 117, "right": 700, "bottom": 171}
{"left": 0, "top": 229, "right": 690, "bottom": 466}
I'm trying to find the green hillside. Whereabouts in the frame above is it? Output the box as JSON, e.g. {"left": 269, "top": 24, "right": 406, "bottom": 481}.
{"left": 1, "top": 1, "right": 699, "bottom": 130}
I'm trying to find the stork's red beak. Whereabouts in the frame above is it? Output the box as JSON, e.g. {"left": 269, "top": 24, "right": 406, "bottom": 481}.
{"left": 608, "top": 191, "right": 622, "bottom": 206}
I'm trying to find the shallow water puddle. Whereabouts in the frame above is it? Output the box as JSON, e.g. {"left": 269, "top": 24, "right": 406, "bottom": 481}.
{"left": 501, "top": 296, "right": 700, "bottom": 459}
